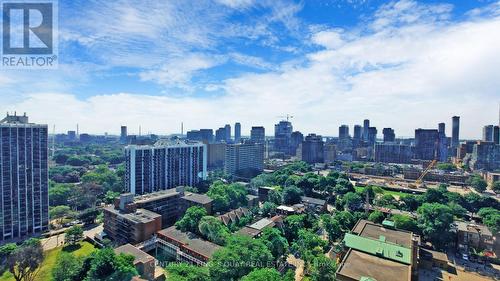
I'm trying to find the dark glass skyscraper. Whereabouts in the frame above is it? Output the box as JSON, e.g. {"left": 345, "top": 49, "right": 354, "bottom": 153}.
{"left": 0, "top": 113, "right": 49, "bottom": 242}
{"left": 274, "top": 120, "right": 293, "bottom": 155}
{"left": 452, "top": 116, "right": 460, "bottom": 147}
{"left": 234, "top": 122, "right": 241, "bottom": 143}
{"left": 250, "top": 126, "right": 265, "bottom": 144}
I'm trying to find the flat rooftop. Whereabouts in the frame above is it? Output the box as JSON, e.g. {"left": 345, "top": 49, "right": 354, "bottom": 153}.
{"left": 105, "top": 207, "right": 161, "bottom": 224}
{"left": 115, "top": 244, "right": 155, "bottom": 264}
{"left": 158, "top": 226, "right": 220, "bottom": 258}
{"left": 337, "top": 248, "right": 411, "bottom": 281}
{"left": 236, "top": 226, "right": 261, "bottom": 238}
{"left": 300, "top": 196, "right": 326, "bottom": 206}
{"left": 248, "top": 218, "right": 274, "bottom": 230}
{"left": 182, "top": 192, "right": 213, "bottom": 205}
{"left": 134, "top": 189, "right": 180, "bottom": 204}
{"left": 353, "top": 219, "right": 414, "bottom": 248}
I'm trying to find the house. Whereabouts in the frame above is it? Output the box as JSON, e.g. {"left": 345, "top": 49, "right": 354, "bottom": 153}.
{"left": 218, "top": 207, "right": 250, "bottom": 226}
{"left": 301, "top": 196, "right": 327, "bottom": 213}
{"left": 454, "top": 221, "right": 497, "bottom": 257}
{"left": 114, "top": 244, "right": 165, "bottom": 281}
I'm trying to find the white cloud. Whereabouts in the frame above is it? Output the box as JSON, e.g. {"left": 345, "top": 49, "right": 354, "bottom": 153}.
{"left": 2, "top": 0, "right": 500, "bottom": 139}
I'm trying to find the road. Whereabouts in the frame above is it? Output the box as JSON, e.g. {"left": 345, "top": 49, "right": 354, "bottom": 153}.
{"left": 41, "top": 224, "right": 103, "bottom": 251}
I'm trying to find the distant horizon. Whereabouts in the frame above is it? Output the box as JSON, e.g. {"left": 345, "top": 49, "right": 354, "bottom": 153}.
{"left": 2, "top": 0, "right": 500, "bottom": 139}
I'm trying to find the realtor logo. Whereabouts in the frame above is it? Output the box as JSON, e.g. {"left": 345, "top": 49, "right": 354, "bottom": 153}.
{"left": 1, "top": 0, "right": 58, "bottom": 69}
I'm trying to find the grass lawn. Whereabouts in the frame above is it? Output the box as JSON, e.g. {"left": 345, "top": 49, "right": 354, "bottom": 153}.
{"left": 0, "top": 241, "right": 96, "bottom": 281}
{"left": 355, "top": 185, "right": 408, "bottom": 198}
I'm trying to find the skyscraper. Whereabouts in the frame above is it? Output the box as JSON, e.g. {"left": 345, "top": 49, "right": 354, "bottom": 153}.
{"left": 483, "top": 125, "right": 494, "bottom": 142}
{"left": 438, "top": 123, "right": 445, "bottom": 135}
{"left": 120, "top": 126, "right": 127, "bottom": 143}
{"left": 414, "top": 129, "right": 439, "bottom": 160}
{"left": 452, "top": 116, "right": 460, "bottom": 147}
{"left": 234, "top": 122, "right": 241, "bottom": 143}
{"left": 363, "top": 119, "right": 370, "bottom": 141}
{"left": 353, "top": 125, "right": 362, "bottom": 141}
{"left": 301, "top": 134, "right": 324, "bottom": 164}
{"left": 215, "top": 127, "right": 226, "bottom": 142}
{"left": 125, "top": 140, "right": 207, "bottom": 195}
{"left": 224, "top": 124, "right": 231, "bottom": 143}
{"left": 0, "top": 113, "right": 49, "bottom": 242}
{"left": 250, "top": 126, "right": 265, "bottom": 144}
{"left": 382, "top": 128, "right": 395, "bottom": 143}
{"left": 274, "top": 120, "right": 293, "bottom": 155}
{"left": 290, "top": 131, "right": 304, "bottom": 156}
{"left": 224, "top": 143, "right": 264, "bottom": 178}
{"left": 494, "top": 126, "right": 500, "bottom": 145}
{"left": 339, "top": 125, "right": 349, "bottom": 140}
{"left": 367, "top": 127, "right": 377, "bottom": 145}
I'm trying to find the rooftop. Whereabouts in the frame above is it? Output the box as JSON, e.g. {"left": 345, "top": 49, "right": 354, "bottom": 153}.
{"left": 182, "top": 192, "right": 213, "bottom": 205}
{"left": 126, "top": 139, "right": 204, "bottom": 149}
{"left": 248, "top": 218, "right": 275, "bottom": 230}
{"left": 300, "top": 196, "right": 326, "bottom": 206}
{"left": 337, "top": 248, "right": 411, "bottom": 281}
{"left": 236, "top": 226, "right": 262, "bottom": 238}
{"left": 114, "top": 244, "right": 155, "bottom": 265}
{"left": 158, "top": 226, "right": 220, "bottom": 258}
{"left": 455, "top": 221, "right": 493, "bottom": 236}
{"left": 105, "top": 206, "right": 161, "bottom": 224}
{"left": 343, "top": 233, "right": 412, "bottom": 265}
{"left": 134, "top": 189, "right": 180, "bottom": 204}
{"left": 352, "top": 219, "right": 414, "bottom": 248}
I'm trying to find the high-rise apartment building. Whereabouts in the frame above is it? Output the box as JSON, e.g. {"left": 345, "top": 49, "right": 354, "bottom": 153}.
{"left": 452, "top": 116, "right": 460, "bottom": 147}
{"left": 374, "top": 143, "right": 413, "bottom": 164}
{"left": 125, "top": 140, "right": 207, "bottom": 195}
{"left": 353, "top": 125, "right": 362, "bottom": 141}
{"left": 382, "top": 128, "right": 395, "bottom": 143}
{"left": 224, "top": 143, "right": 264, "bottom": 177}
{"left": 363, "top": 119, "right": 370, "bottom": 141}
{"left": 274, "top": 120, "right": 293, "bottom": 155}
{"left": 414, "top": 129, "right": 439, "bottom": 160}
{"left": 290, "top": 131, "right": 304, "bottom": 156}
{"left": 250, "top": 126, "right": 265, "bottom": 144}
{"left": 367, "top": 127, "right": 377, "bottom": 145}
{"left": 483, "top": 125, "right": 494, "bottom": 142}
{"left": 0, "top": 113, "right": 49, "bottom": 242}
{"left": 494, "top": 126, "right": 500, "bottom": 145}
{"left": 224, "top": 124, "right": 231, "bottom": 143}
{"left": 301, "top": 134, "right": 324, "bottom": 164}
{"left": 339, "top": 125, "right": 349, "bottom": 140}
{"left": 215, "top": 127, "right": 225, "bottom": 142}
{"left": 234, "top": 123, "right": 241, "bottom": 143}
{"left": 120, "top": 126, "right": 127, "bottom": 144}
{"left": 187, "top": 129, "right": 214, "bottom": 143}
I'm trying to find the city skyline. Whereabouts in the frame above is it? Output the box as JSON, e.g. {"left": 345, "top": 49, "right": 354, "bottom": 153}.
{"left": 0, "top": 0, "right": 499, "bottom": 138}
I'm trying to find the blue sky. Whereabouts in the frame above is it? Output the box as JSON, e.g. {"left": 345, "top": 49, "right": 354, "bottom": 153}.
{"left": 1, "top": 0, "right": 499, "bottom": 138}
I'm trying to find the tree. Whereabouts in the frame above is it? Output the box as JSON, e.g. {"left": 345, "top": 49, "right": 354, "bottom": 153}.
{"left": 321, "top": 215, "right": 342, "bottom": 243}
{"left": 241, "top": 268, "right": 282, "bottom": 281}
{"left": 165, "top": 262, "right": 210, "bottom": 281}
{"left": 104, "top": 190, "right": 121, "bottom": 204}
{"left": 7, "top": 238, "right": 43, "bottom": 281}
{"left": 478, "top": 207, "right": 500, "bottom": 233}
{"left": 261, "top": 202, "right": 277, "bottom": 217}
{"left": 391, "top": 214, "right": 418, "bottom": 233}
{"left": 209, "top": 235, "right": 273, "bottom": 281}
{"left": 492, "top": 181, "right": 500, "bottom": 193}
{"left": 49, "top": 205, "right": 75, "bottom": 224}
{"left": 52, "top": 252, "right": 83, "bottom": 281}
{"left": 334, "top": 211, "right": 356, "bottom": 231}
{"left": 467, "top": 175, "right": 487, "bottom": 192}
{"left": 86, "top": 248, "right": 138, "bottom": 280}
{"left": 368, "top": 210, "right": 385, "bottom": 223}
{"left": 176, "top": 206, "right": 207, "bottom": 234}
{"left": 207, "top": 181, "right": 248, "bottom": 212}
{"left": 282, "top": 185, "right": 303, "bottom": 205}
{"left": 267, "top": 189, "right": 283, "bottom": 205}
{"left": 49, "top": 182, "right": 75, "bottom": 205}
{"left": 292, "top": 230, "right": 328, "bottom": 267}
{"left": 417, "top": 203, "right": 454, "bottom": 249}
{"left": 283, "top": 214, "right": 306, "bottom": 241}
{"left": 65, "top": 225, "right": 84, "bottom": 245}
{"left": 78, "top": 208, "right": 100, "bottom": 225}
{"left": 259, "top": 228, "right": 289, "bottom": 260}
{"left": 0, "top": 243, "right": 17, "bottom": 268}
{"left": 375, "top": 194, "right": 398, "bottom": 208}
{"left": 198, "top": 216, "right": 230, "bottom": 245}
{"left": 342, "top": 192, "right": 363, "bottom": 211}
{"left": 334, "top": 178, "right": 354, "bottom": 195}
{"left": 310, "top": 255, "right": 337, "bottom": 281}
{"left": 436, "top": 163, "right": 457, "bottom": 172}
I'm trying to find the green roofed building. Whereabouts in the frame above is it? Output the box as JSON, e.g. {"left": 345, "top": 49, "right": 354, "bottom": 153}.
{"left": 336, "top": 220, "right": 420, "bottom": 281}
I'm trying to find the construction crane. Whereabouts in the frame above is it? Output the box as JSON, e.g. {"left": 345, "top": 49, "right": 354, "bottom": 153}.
{"left": 277, "top": 114, "right": 294, "bottom": 122}
{"left": 415, "top": 160, "right": 437, "bottom": 188}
